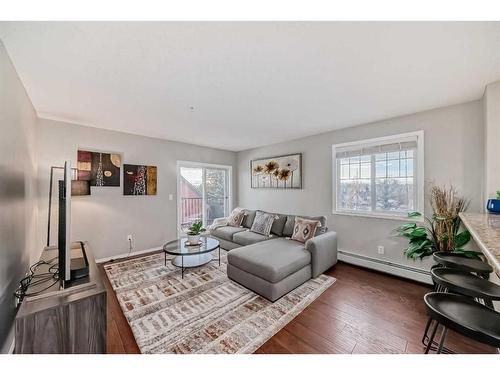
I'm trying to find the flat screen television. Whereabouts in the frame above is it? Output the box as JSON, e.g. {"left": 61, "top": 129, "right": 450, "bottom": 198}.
{"left": 58, "top": 161, "right": 72, "bottom": 286}
{"left": 57, "top": 161, "right": 90, "bottom": 288}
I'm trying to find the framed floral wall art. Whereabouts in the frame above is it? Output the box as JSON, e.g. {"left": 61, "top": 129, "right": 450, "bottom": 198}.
{"left": 250, "top": 153, "right": 302, "bottom": 189}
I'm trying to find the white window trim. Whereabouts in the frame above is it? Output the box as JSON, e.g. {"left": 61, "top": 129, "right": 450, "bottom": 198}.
{"left": 176, "top": 160, "right": 233, "bottom": 236}
{"left": 331, "top": 130, "right": 425, "bottom": 221}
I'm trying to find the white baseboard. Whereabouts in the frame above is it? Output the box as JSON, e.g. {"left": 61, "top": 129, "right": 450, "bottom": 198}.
{"left": 338, "top": 249, "right": 432, "bottom": 285}
{"left": 96, "top": 247, "right": 162, "bottom": 264}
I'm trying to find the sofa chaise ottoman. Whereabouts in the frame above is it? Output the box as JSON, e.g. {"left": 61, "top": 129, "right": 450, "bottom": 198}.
{"left": 211, "top": 210, "right": 337, "bottom": 301}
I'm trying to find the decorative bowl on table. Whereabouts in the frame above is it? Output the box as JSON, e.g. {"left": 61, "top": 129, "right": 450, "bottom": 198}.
{"left": 186, "top": 234, "right": 201, "bottom": 246}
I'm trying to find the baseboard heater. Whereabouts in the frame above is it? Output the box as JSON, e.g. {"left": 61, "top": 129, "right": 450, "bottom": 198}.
{"left": 338, "top": 250, "right": 432, "bottom": 285}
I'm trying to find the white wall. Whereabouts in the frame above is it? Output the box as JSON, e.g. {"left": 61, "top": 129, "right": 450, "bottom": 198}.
{"left": 36, "top": 118, "right": 237, "bottom": 261}
{"left": 484, "top": 81, "right": 500, "bottom": 203}
{"left": 0, "top": 40, "right": 38, "bottom": 352}
{"left": 237, "top": 100, "right": 484, "bottom": 276}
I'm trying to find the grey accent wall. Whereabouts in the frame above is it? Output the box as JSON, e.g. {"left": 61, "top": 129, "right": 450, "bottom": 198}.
{"left": 0, "top": 40, "right": 38, "bottom": 352}
{"left": 36, "top": 118, "right": 237, "bottom": 261}
{"left": 237, "top": 100, "right": 484, "bottom": 273}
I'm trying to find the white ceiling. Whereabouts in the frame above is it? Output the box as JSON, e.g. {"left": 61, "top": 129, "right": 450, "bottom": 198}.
{"left": 1, "top": 22, "right": 500, "bottom": 151}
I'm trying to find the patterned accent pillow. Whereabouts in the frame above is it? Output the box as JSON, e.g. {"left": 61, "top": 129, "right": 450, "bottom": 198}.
{"left": 227, "top": 208, "right": 246, "bottom": 227}
{"left": 291, "top": 217, "right": 321, "bottom": 243}
{"left": 250, "top": 210, "right": 276, "bottom": 236}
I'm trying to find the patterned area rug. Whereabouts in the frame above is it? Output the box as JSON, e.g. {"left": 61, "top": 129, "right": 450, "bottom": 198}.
{"left": 104, "top": 250, "right": 335, "bottom": 354}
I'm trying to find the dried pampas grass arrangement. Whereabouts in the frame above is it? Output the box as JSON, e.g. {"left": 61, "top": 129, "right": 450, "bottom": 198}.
{"left": 429, "top": 185, "right": 468, "bottom": 253}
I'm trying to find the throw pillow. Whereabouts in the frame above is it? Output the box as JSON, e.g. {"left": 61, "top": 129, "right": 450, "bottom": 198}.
{"left": 291, "top": 217, "right": 321, "bottom": 243}
{"left": 270, "top": 213, "right": 287, "bottom": 236}
{"left": 242, "top": 209, "right": 257, "bottom": 228}
{"left": 283, "top": 215, "right": 327, "bottom": 237}
{"left": 227, "top": 208, "right": 246, "bottom": 227}
{"left": 250, "top": 210, "right": 276, "bottom": 236}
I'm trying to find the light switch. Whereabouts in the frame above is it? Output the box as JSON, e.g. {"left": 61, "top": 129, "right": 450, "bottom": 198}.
{"left": 168, "top": 193, "right": 173, "bottom": 201}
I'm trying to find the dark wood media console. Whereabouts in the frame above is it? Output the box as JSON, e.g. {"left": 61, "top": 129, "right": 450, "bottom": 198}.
{"left": 15, "top": 242, "right": 107, "bottom": 353}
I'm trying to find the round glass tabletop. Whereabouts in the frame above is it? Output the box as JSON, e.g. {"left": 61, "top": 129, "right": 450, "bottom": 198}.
{"left": 163, "top": 236, "right": 220, "bottom": 256}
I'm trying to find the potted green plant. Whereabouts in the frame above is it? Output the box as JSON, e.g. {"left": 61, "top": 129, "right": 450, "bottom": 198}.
{"left": 187, "top": 221, "right": 206, "bottom": 245}
{"left": 395, "top": 185, "right": 479, "bottom": 259}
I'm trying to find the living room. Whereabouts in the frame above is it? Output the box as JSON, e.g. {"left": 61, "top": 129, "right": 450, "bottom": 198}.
{"left": 1, "top": 1, "right": 500, "bottom": 373}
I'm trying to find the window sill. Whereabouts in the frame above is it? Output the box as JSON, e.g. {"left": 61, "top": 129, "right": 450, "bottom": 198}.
{"left": 332, "top": 210, "right": 424, "bottom": 222}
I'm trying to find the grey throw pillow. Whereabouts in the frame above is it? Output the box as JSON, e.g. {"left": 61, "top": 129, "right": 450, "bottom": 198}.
{"left": 242, "top": 209, "right": 256, "bottom": 228}
{"left": 270, "top": 213, "right": 287, "bottom": 236}
{"left": 250, "top": 210, "right": 276, "bottom": 236}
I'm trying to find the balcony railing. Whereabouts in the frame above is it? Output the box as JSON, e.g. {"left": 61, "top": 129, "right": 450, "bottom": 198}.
{"left": 180, "top": 197, "right": 202, "bottom": 225}
{"left": 180, "top": 197, "right": 227, "bottom": 227}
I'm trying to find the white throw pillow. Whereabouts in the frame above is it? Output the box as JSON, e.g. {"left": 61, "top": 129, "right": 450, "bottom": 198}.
{"left": 227, "top": 207, "right": 246, "bottom": 227}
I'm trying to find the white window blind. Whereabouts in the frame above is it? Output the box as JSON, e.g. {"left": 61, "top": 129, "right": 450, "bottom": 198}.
{"left": 334, "top": 139, "right": 418, "bottom": 158}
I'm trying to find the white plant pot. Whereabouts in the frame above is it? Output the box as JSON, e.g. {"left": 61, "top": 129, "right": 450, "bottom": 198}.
{"left": 187, "top": 234, "right": 200, "bottom": 245}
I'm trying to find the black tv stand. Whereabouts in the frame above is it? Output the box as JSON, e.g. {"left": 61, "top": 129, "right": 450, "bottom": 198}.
{"left": 70, "top": 241, "right": 90, "bottom": 280}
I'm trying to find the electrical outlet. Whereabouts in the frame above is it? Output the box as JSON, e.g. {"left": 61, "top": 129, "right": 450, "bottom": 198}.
{"left": 127, "top": 234, "right": 133, "bottom": 242}
{"left": 377, "top": 245, "right": 385, "bottom": 255}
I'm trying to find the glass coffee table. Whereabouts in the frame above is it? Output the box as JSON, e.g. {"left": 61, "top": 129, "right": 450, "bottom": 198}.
{"left": 162, "top": 236, "right": 220, "bottom": 278}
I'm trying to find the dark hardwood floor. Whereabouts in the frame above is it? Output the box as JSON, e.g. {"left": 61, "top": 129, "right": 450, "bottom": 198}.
{"left": 99, "top": 259, "right": 497, "bottom": 354}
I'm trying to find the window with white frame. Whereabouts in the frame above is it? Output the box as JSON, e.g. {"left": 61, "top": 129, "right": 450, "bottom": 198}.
{"left": 332, "top": 131, "right": 424, "bottom": 218}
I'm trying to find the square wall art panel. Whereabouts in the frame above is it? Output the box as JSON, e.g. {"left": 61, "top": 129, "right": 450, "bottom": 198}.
{"left": 124, "top": 164, "right": 157, "bottom": 195}
{"left": 251, "top": 153, "right": 302, "bottom": 189}
{"left": 77, "top": 150, "right": 121, "bottom": 187}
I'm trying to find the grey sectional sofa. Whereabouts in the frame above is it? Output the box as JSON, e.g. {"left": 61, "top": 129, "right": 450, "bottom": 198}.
{"left": 210, "top": 209, "right": 338, "bottom": 301}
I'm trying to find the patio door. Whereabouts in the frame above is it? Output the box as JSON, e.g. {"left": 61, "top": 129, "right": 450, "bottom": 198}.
{"left": 177, "top": 161, "right": 232, "bottom": 235}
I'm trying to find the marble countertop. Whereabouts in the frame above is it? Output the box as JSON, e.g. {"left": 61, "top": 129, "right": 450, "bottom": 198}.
{"left": 460, "top": 212, "right": 500, "bottom": 276}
